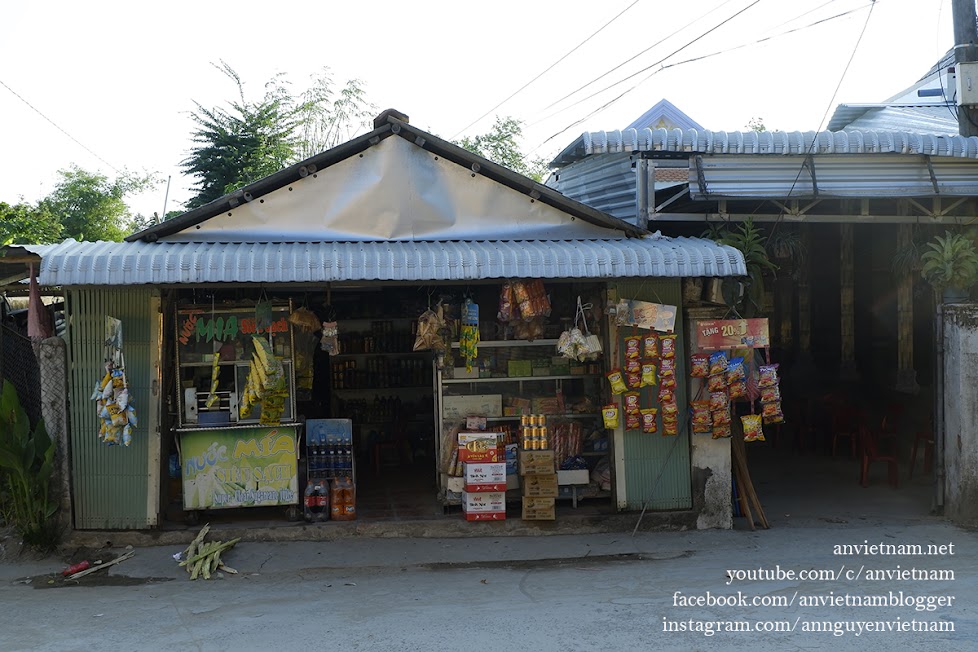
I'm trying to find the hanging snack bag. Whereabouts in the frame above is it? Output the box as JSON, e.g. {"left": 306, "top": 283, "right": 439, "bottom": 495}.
{"left": 641, "top": 408, "right": 658, "bottom": 434}
{"left": 742, "top": 414, "right": 765, "bottom": 442}
{"left": 762, "top": 401, "right": 785, "bottom": 424}
{"left": 712, "top": 423, "right": 732, "bottom": 440}
{"left": 606, "top": 369, "right": 628, "bottom": 395}
{"left": 690, "top": 353, "right": 710, "bottom": 378}
{"left": 659, "top": 374, "right": 676, "bottom": 391}
{"left": 625, "top": 358, "right": 642, "bottom": 388}
{"left": 660, "top": 357, "right": 676, "bottom": 378}
{"left": 497, "top": 282, "right": 516, "bottom": 322}
{"left": 660, "top": 334, "right": 677, "bottom": 359}
{"left": 641, "top": 362, "right": 657, "bottom": 387}
{"left": 712, "top": 408, "right": 732, "bottom": 427}
{"left": 726, "top": 357, "right": 746, "bottom": 384}
{"left": 758, "top": 363, "right": 780, "bottom": 388}
{"left": 624, "top": 336, "right": 642, "bottom": 360}
{"left": 625, "top": 411, "right": 642, "bottom": 431}
{"left": 660, "top": 399, "right": 679, "bottom": 418}
{"left": 602, "top": 403, "right": 620, "bottom": 429}
{"left": 708, "top": 351, "right": 729, "bottom": 376}
{"left": 760, "top": 386, "right": 782, "bottom": 404}
{"left": 707, "top": 372, "right": 728, "bottom": 393}
{"left": 624, "top": 391, "right": 641, "bottom": 415}
{"left": 657, "top": 387, "right": 675, "bottom": 404}
{"left": 643, "top": 333, "right": 659, "bottom": 359}
{"left": 729, "top": 379, "right": 748, "bottom": 399}
{"left": 709, "top": 391, "right": 728, "bottom": 413}
{"left": 691, "top": 401, "right": 712, "bottom": 434}
{"left": 662, "top": 414, "right": 679, "bottom": 436}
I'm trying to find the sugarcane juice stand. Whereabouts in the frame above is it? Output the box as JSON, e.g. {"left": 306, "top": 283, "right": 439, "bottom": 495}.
{"left": 175, "top": 303, "right": 301, "bottom": 523}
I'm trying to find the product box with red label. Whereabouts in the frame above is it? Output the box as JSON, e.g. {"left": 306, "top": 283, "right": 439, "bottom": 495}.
{"left": 462, "top": 491, "right": 506, "bottom": 521}
{"left": 458, "top": 432, "right": 501, "bottom": 463}
{"left": 463, "top": 462, "right": 507, "bottom": 492}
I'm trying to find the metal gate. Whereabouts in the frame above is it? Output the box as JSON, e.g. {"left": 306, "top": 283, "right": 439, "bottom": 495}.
{"left": 611, "top": 279, "right": 691, "bottom": 511}
{"left": 66, "top": 288, "right": 161, "bottom": 529}
{"left": 0, "top": 325, "right": 42, "bottom": 429}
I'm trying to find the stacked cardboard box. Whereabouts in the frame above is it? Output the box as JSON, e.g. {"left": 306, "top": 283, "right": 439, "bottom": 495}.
{"left": 458, "top": 432, "right": 506, "bottom": 521}
{"left": 519, "top": 449, "right": 556, "bottom": 521}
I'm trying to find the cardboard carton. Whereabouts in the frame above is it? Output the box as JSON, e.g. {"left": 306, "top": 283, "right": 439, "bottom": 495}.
{"left": 463, "top": 462, "right": 507, "bottom": 492}
{"left": 521, "top": 473, "right": 559, "bottom": 497}
{"left": 458, "top": 432, "right": 501, "bottom": 463}
{"left": 521, "top": 496, "right": 556, "bottom": 521}
{"left": 518, "top": 450, "right": 555, "bottom": 475}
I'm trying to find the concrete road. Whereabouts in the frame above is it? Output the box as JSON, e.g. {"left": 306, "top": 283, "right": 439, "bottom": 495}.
{"left": 2, "top": 515, "right": 975, "bottom": 652}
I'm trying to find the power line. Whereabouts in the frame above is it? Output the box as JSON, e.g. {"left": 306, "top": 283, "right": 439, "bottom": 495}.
{"left": 449, "top": 0, "right": 642, "bottom": 140}
{"left": 0, "top": 77, "right": 121, "bottom": 174}
{"left": 532, "top": 0, "right": 763, "bottom": 153}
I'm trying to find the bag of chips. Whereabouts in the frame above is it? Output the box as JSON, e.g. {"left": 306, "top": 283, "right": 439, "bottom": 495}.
{"left": 660, "top": 334, "right": 677, "bottom": 359}
{"left": 707, "top": 372, "right": 728, "bottom": 393}
{"left": 662, "top": 414, "right": 679, "bottom": 436}
{"left": 497, "top": 281, "right": 516, "bottom": 322}
{"left": 709, "top": 391, "right": 728, "bottom": 412}
{"left": 762, "top": 401, "right": 785, "bottom": 424}
{"left": 758, "top": 363, "right": 780, "bottom": 388}
{"left": 660, "top": 357, "right": 676, "bottom": 377}
{"left": 602, "top": 404, "right": 620, "bottom": 429}
{"left": 624, "top": 336, "right": 642, "bottom": 360}
{"left": 625, "top": 411, "right": 641, "bottom": 431}
{"left": 760, "top": 386, "right": 781, "bottom": 404}
{"left": 709, "top": 351, "right": 729, "bottom": 376}
{"left": 625, "top": 358, "right": 642, "bottom": 388}
{"left": 641, "top": 408, "right": 658, "bottom": 434}
{"left": 712, "top": 408, "right": 732, "bottom": 427}
{"left": 742, "top": 414, "right": 764, "bottom": 442}
{"left": 660, "top": 399, "right": 679, "bottom": 417}
{"left": 690, "top": 353, "right": 710, "bottom": 378}
{"left": 691, "top": 401, "right": 712, "bottom": 434}
{"left": 624, "top": 392, "right": 641, "bottom": 415}
{"left": 643, "top": 334, "right": 659, "bottom": 359}
{"left": 607, "top": 369, "right": 627, "bottom": 395}
{"left": 712, "top": 423, "right": 732, "bottom": 439}
{"left": 729, "top": 379, "right": 748, "bottom": 399}
{"left": 657, "top": 387, "right": 675, "bottom": 404}
{"left": 641, "top": 362, "right": 657, "bottom": 387}
{"left": 726, "top": 357, "right": 746, "bottom": 383}
{"left": 659, "top": 375, "right": 676, "bottom": 390}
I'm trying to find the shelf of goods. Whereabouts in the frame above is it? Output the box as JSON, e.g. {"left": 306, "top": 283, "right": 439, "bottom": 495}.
{"left": 436, "top": 339, "right": 609, "bottom": 509}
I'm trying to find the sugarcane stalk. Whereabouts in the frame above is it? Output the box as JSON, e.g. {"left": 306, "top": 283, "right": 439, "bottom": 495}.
{"left": 182, "top": 538, "right": 240, "bottom": 567}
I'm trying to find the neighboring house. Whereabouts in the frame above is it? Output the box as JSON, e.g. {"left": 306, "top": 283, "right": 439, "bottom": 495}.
{"left": 548, "top": 78, "right": 978, "bottom": 521}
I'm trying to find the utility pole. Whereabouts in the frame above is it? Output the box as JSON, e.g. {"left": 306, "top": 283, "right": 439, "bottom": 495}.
{"left": 952, "top": 0, "right": 978, "bottom": 136}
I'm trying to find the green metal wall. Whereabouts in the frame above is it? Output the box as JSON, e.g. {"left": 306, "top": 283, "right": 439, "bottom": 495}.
{"left": 613, "top": 279, "right": 691, "bottom": 511}
{"left": 67, "top": 288, "right": 158, "bottom": 529}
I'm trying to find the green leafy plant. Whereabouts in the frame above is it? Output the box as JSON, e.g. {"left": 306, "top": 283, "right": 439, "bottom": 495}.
{"left": 920, "top": 231, "right": 978, "bottom": 293}
{"left": 704, "top": 217, "right": 778, "bottom": 317}
{"left": 0, "top": 380, "right": 59, "bottom": 551}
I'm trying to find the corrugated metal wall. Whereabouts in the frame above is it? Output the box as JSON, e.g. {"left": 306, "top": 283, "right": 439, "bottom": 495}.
{"left": 550, "top": 152, "right": 637, "bottom": 222}
{"left": 613, "top": 279, "right": 691, "bottom": 511}
{"left": 67, "top": 288, "right": 159, "bottom": 529}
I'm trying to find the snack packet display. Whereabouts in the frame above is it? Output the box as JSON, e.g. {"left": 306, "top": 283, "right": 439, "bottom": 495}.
{"left": 758, "top": 363, "right": 780, "bottom": 388}
{"left": 660, "top": 399, "right": 679, "bottom": 417}
{"left": 709, "top": 351, "right": 729, "bottom": 376}
{"left": 711, "top": 408, "right": 732, "bottom": 427}
{"left": 606, "top": 369, "right": 627, "bottom": 395}
{"left": 602, "top": 404, "right": 620, "bottom": 429}
{"left": 641, "top": 408, "right": 658, "bottom": 434}
{"left": 657, "top": 387, "right": 675, "bottom": 404}
{"left": 728, "top": 379, "right": 748, "bottom": 399}
{"left": 660, "top": 357, "right": 676, "bottom": 378}
{"left": 742, "top": 414, "right": 765, "bottom": 442}
{"left": 641, "top": 362, "right": 657, "bottom": 387}
{"left": 625, "top": 412, "right": 641, "bottom": 431}
{"left": 660, "top": 334, "right": 677, "bottom": 359}
{"left": 707, "top": 372, "right": 728, "bottom": 393}
{"left": 662, "top": 414, "right": 679, "bottom": 436}
{"left": 625, "top": 359, "right": 642, "bottom": 388}
{"left": 726, "top": 357, "right": 746, "bottom": 384}
{"left": 624, "top": 392, "right": 641, "bottom": 415}
{"left": 643, "top": 333, "right": 659, "bottom": 359}
{"left": 624, "top": 336, "right": 642, "bottom": 360}
{"left": 497, "top": 282, "right": 516, "bottom": 322}
{"left": 659, "top": 374, "right": 676, "bottom": 390}
{"left": 712, "top": 423, "right": 732, "bottom": 439}
{"left": 690, "top": 353, "right": 710, "bottom": 378}
{"left": 760, "top": 386, "right": 781, "bottom": 404}
{"left": 709, "top": 391, "right": 728, "bottom": 413}
{"left": 691, "top": 401, "right": 712, "bottom": 434}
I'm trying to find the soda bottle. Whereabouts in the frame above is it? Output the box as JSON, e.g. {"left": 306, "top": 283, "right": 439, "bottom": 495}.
{"left": 303, "top": 479, "right": 317, "bottom": 522}
{"left": 315, "top": 479, "right": 330, "bottom": 521}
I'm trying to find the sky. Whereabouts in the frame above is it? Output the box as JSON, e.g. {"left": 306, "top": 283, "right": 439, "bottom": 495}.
{"left": 0, "top": 0, "right": 957, "bottom": 221}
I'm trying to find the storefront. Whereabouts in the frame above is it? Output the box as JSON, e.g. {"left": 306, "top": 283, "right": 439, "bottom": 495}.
{"left": 11, "top": 111, "right": 746, "bottom": 530}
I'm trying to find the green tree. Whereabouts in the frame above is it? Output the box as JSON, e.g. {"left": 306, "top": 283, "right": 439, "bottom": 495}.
{"left": 182, "top": 63, "right": 374, "bottom": 209}
{"left": 0, "top": 201, "right": 61, "bottom": 245}
{"left": 454, "top": 116, "right": 547, "bottom": 182}
{"left": 40, "top": 166, "right": 154, "bottom": 242}
{"left": 746, "top": 117, "right": 767, "bottom": 132}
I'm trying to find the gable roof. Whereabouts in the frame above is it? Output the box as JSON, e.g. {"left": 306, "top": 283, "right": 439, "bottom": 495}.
{"left": 626, "top": 99, "right": 704, "bottom": 132}
{"left": 131, "top": 113, "right": 647, "bottom": 243}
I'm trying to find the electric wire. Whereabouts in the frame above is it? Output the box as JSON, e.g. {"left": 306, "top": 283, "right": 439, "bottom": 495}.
{"left": 448, "top": 0, "right": 642, "bottom": 140}
{"left": 0, "top": 77, "right": 120, "bottom": 173}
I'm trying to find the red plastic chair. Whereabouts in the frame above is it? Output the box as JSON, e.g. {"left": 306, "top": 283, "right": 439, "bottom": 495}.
{"left": 831, "top": 406, "right": 860, "bottom": 458}
{"left": 858, "top": 425, "right": 899, "bottom": 488}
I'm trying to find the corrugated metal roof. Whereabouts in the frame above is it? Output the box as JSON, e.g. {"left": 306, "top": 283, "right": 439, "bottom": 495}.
{"left": 827, "top": 104, "right": 957, "bottom": 133}
{"left": 33, "top": 237, "right": 746, "bottom": 286}
{"left": 551, "top": 127, "right": 978, "bottom": 166}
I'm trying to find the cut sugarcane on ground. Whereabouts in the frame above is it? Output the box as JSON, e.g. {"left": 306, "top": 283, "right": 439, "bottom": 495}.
{"left": 179, "top": 524, "right": 240, "bottom": 580}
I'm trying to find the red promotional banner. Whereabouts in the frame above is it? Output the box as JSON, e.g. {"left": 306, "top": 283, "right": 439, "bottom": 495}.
{"left": 696, "top": 319, "right": 770, "bottom": 351}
